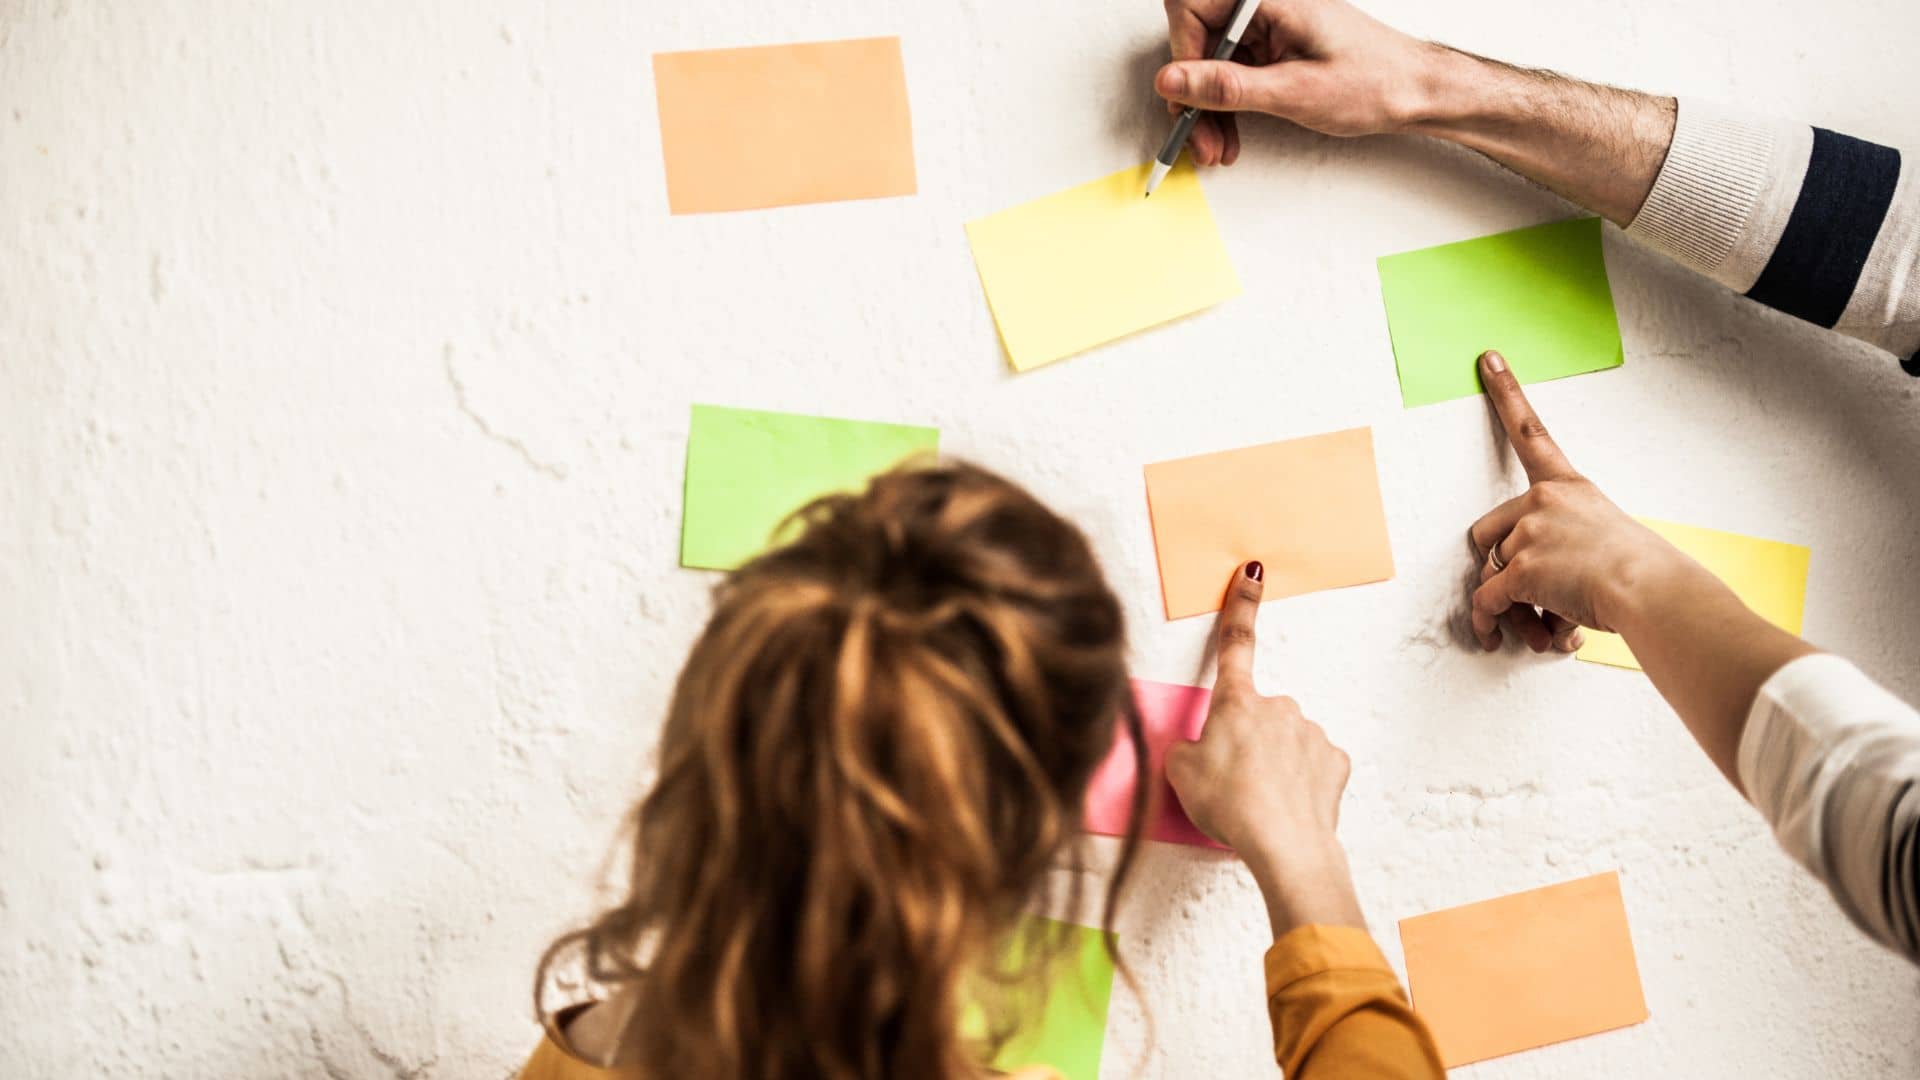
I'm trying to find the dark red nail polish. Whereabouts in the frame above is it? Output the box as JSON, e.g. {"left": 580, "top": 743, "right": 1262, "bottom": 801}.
{"left": 1245, "top": 561, "right": 1263, "bottom": 581}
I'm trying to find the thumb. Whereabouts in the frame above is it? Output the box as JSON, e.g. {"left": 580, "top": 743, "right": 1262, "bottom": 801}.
{"left": 1155, "top": 60, "right": 1280, "bottom": 114}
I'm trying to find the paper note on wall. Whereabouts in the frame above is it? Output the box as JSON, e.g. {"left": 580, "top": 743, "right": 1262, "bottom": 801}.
{"left": 965, "top": 158, "right": 1240, "bottom": 371}
{"left": 1083, "top": 679, "right": 1225, "bottom": 849}
{"left": 652, "top": 37, "right": 917, "bottom": 214}
{"left": 980, "top": 916, "right": 1116, "bottom": 1080}
{"left": 1399, "top": 870, "right": 1649, "bottom": 1068}
{"left": 1143, "top": 427, "right": 1394, "bottom": 620}
{"left": 1579, "top": 519, "right": 1810, "bottom": 670}
{"left": 680, "top": 404, "right": 938, "bottom": 571}
{"left": 1377, "top": 217, "right": 1623, "bottom": 407}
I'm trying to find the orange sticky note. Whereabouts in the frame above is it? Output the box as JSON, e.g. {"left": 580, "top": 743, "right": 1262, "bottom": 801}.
{"left": 1142, "top": 427, "right": 1394, "bottom": 620}
{"left": 1399, "top": 871, "right": 1649, "bottom": 1068}
{"left": 652, "top": 37, "right": 917, "bottom": 214}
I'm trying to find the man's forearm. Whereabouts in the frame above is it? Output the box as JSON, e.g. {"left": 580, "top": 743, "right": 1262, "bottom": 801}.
{"left": 1395, "top": 43, "right": 1920, "bottom": 368}
{"left": 1401, "top": 46, "right": 1677, "bottom": 227}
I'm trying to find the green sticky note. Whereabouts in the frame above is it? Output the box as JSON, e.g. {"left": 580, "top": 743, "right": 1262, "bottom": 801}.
{"left": 1377, "top": 217, "right": 1623, "bottom": 408}
{"left": 680, "top": 404, "right": 939, "bottom": 570}
{"left": 980, "top": 916, "right": 1116, "bottom": 1080}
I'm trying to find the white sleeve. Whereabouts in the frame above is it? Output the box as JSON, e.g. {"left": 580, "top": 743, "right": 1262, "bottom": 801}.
{"left": 1739, "top": 654, "right": 1920, "bottom": 961}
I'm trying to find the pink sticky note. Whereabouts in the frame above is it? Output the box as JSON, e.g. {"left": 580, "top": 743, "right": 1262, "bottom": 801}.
{"left": 1083, "top": 679, "right": 1224, "bottom": 849}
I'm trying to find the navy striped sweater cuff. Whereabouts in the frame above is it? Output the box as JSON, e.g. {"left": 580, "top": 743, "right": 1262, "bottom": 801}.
{"left": 1745, "top": 128, "right": 1903, "bottom": 331}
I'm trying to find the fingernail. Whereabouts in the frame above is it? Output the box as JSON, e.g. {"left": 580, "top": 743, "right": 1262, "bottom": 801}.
{"left": 1567, "top": 629, "right": 1585, "bottom": 651}
{"left": 1245, "top": 560, "right": 1263, "bottom": 582}
{"left": 1163, "top": 67, "right": 1187, "bottom": 95}
{"left": 1481, "top": 350, "right": 1507, "bottom": 374}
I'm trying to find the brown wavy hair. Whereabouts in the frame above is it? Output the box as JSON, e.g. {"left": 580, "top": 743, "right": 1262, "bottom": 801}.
{"left": 538, "top": 461, "right": 1146, "bottom": 1079}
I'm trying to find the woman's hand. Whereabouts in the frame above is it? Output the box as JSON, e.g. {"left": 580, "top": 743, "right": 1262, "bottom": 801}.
{"left": 1468, "top": 350, "right": 1711, "bottom": 653}
{"left": 1155, "top": 0, "right": 1447, "bottom": 165}
{"left": 1166, "top": 561, "right": 1366, "bottom": 935}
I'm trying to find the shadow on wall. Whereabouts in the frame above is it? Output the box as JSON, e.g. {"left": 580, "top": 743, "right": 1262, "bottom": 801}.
{"left": 1107, "top": 37, "right": 1181, "bottom": 162}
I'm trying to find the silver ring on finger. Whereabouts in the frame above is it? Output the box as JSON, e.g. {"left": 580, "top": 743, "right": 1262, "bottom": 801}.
{"left": 1487, "top": 538, "right": 1509, "bottom": 573}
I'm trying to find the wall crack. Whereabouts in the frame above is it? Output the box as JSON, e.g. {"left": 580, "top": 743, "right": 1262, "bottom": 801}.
{"left": 442, "top": 344, "right": 568, "bottom": 480}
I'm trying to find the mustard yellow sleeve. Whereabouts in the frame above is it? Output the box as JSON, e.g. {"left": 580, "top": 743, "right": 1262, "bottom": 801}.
{"left": 1264, "top": 925, "right": 1446, "bottom": 1078}
{"left": 515, "top": 1028, "right": 647, "bottom": 1080}
{"left": 515, "top": 1034, "right": 578, "bottom": 1080}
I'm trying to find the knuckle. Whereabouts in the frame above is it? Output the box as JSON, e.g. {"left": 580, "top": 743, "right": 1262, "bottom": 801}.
{"left": 1164, "top": 741, "right": 1193, "bottom": 774}
{"left": 1505, "top": 567, "right": 1534, "bottom": 596}
{"left": 1273, "top": 694, "right": 1301, "bottom": 713}
{"left": 1233, "top": 583, "right": 1262, "bottom": 604}
{"left": 1210, "top": 68, "right": 1243, "bottom": 109}
{"left": 1518, "top": 416, "right": 1553, "bottom": 442}
{"left": 1220, "top": 623, "right": 1256, "bottom": 646}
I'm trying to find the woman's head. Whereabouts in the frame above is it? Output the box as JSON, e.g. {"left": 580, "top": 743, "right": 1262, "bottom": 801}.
{"left": 546, "top": 461, "right": 1142, "bottom": 1079}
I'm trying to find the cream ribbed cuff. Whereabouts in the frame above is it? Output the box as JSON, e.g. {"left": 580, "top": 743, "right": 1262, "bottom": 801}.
{"left": 1626, "top": 99, "right": 1810, "bottom": 292}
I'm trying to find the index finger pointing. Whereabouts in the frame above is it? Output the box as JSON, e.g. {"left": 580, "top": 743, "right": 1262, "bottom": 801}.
{"left": 1215, "top": 561, "right": 1264, "bottom": 692}
{"left": 1480, "top": 351, "right": 1578, "bottom": 482}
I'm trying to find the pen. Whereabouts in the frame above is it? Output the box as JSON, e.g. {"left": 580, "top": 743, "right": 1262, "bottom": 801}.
{"left": 1144, "top": 0, "right": 1262, "bottom": 197}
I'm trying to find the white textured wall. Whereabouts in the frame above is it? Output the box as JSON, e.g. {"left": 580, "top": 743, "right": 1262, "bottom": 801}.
{"left": 6, "top": 1, "right": 1920, "bottom": 1076}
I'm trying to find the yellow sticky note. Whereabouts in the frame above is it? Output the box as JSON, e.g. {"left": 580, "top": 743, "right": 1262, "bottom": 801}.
{"left": 965, "top": 158, "right": 1239, "bottom": 372}
{"left": 1579, "top": 518, "right": 1810, "bottom": 670}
